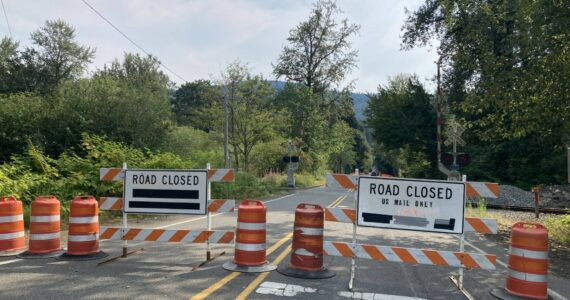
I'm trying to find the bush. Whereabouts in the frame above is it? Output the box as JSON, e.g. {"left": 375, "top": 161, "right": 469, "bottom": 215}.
{"left": 544, "top": 214, "right": 570, "bottom": 246}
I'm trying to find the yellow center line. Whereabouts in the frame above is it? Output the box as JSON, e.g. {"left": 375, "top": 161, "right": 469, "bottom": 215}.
{"left": 234, "top": 193, "right": 350, "bottom": 300}
{"left": 189, "top": 193, "right": 347, "bottom": 300}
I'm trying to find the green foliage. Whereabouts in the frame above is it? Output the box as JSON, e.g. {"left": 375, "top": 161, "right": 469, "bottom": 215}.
{"left": 543, "top": 214, "right": 570, "bottom": 246}
{"left": 172, "top": 80, "right": 222, "bottom": 132}
{"left": 273, "top": 0, "right": 360, "bottom": 92}
{"left": 160, "top": 126, "right": 224, "bottom": 168}
{"left": 402, "top": 0, "right": 570, "bottom": 186}
{"left": 365, "top": 75, "right": 438, "bottom": 178}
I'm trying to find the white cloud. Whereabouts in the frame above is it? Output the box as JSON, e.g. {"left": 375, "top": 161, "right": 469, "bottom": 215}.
{"left": 0, "top": 0, "right": 438, "bottom": 92}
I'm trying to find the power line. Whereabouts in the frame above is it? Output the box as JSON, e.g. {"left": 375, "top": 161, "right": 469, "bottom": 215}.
{"left": 1, "top": 0, "right": 13, "bottom": 37}
{"left": 80, "top": 0, "right": 187, "bottom": 83}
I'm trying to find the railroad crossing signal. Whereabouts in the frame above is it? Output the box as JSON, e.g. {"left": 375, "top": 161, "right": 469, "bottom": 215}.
{"left": 444, "top": 121, "right": 466, "bottom": 147}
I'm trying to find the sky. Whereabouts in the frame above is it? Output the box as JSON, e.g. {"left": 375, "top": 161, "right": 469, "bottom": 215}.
{"left": 0, "top": 0, "right": 438, "bottom": 94}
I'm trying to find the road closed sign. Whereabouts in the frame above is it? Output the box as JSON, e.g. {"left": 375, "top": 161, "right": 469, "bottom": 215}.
{"left": 357, "top": 176, "right": 466, "bottom": 234}
{"left": 124, "top": 169, "right": 208, "bottom": 215}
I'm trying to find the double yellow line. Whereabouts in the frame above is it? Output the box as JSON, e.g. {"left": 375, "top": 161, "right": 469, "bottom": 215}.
{"left": 190, "top": 193, "right": 348, "bottom": 300}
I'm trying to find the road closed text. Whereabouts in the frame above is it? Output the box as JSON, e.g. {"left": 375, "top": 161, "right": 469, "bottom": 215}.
{"left": 369, "top": 183, "right": 453, "bottom": 200}
{"left": 132, "top": 173, "right": 200, "bottom": 186}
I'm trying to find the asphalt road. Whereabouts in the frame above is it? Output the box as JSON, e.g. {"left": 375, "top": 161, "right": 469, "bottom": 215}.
{"left": 0, "top": 187, "right": 568, "bottom": 300}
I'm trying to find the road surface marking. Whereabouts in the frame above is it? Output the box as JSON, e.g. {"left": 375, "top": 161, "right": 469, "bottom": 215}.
{"left": 0, "top": 259, "right": 21, "bottom": 266}
{"left": 189, "top": 192, "right": 347, "bottom": 300}
{"left": 235, "top": 193, "right": 349, "bottom": 300}
{"left": 461, "top": 237, "right": 568, "bottom": 300}
{"left": 256, "top": 281, "right": 317, "bottom": 297}
{"left": 338, "top": 291, "right": 426, "bottom": 300}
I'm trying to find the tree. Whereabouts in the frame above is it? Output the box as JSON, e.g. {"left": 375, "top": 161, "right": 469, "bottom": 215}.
{"left": 365, "top": 75, "right": 437, "bottom": 178}
{"left": 172, "top": 80, "right": 221, "bottom": 131}
{"left": 273, "top": 0, "right": 360, "bottom": 93}
{"left": 402, "top": 0, "right": 569, "bottom": 185}
{"left": 27, "top": 19, "right": 95, "bottom": 93}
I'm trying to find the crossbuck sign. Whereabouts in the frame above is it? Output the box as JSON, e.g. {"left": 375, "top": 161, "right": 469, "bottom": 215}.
{"left": 357, "top": 176, "right": 466, "bottom": 234}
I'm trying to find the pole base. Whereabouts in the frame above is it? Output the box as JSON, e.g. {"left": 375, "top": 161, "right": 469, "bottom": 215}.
{"left": 490, "top": 288, "right": 552, "bottom": 300}
{"left": 277, "top": 265, "right": 335, "bottom": 279}
{"left": 57, "top": 251, "right": 109, "bottom": 261}
{"left": 18, "top": 249, "right": 65, "bottom": 259}
{"left": 0, "top": 249, "right": 26, "bottom": 257}
{"left": 222, "top": 261, "right": 277, "bottom": 273}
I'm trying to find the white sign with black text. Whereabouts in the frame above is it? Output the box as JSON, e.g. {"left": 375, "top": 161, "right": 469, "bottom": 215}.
{"left": 123, "top": 169, "right": 208, "bottom": 215}
{"left": 357, "top": 176, "right": 466, "bottom": 234}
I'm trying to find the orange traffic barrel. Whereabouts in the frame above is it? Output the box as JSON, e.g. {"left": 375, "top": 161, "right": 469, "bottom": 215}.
{"left": 0, "top": 196, "right": 25, "bottom": 255}
{"left": 278, "top": 203, "right": 335, "bottom": 279}
{"left": 223, "top": 200, "right": 276, "bottom": 273}
{"left": 20, "top": 195, "right": 64, "bottom": 258}
{"left": 491, "top": 222, "right": 549, "bottom": 300}
{"left": 59, "top": 196, "right": 107, "bottom": 261}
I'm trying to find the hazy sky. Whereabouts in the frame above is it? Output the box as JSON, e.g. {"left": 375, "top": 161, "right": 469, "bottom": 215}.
{"left": 1, "top": 0, "right": 438, "bottom": 93}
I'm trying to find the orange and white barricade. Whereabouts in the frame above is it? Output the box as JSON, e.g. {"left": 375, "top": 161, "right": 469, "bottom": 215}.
{"left": 0, "top": 196, "right": 25, "bottom": 255}
{"left": 20, "top": 196, "right": 64, "bottom": 258}
{"left": 324, "top": 207, "right": 497, "bottom": 292}
{"left": 278, "top": 203, "right": 335, "bottom": 279}
{"left": 223, "top": 200, "right": 276, "bottom": 273}
{"left": 491, "top": 223, "right": 549, "bottom": 300}
{"left": 97, "top": 163, "right": 236, "bottom": 265}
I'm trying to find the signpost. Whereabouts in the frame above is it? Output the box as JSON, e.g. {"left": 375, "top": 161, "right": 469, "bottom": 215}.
{"left": 123, "top": 169, "right": 208, "bottom": 215}
{"left": 357, "top": 176, "right": 466, "bottom": 234}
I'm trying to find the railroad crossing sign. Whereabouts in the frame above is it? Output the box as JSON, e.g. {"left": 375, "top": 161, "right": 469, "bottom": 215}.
{"left": 444, "top": 120, "right": 466, "bottom": 147}
{"left": 124, "top": 169, "right": 208, "bottom": 215}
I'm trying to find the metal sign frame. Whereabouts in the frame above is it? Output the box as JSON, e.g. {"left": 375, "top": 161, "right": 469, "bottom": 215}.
{"left": 356, "top": 176, "right": 466, "bottom": 234}
{"left": 123, "top": 169, "right": 208, "bottom": 215}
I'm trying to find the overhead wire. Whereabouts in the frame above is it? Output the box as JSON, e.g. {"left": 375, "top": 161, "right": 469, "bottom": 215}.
{"left": 1, "top": 0, "right": 29, "bottom": 91}
{"left": 80, "top": 0, "right": 187, "bottom": 83}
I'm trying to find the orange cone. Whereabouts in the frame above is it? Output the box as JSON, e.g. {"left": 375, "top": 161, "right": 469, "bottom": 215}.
{"left": 19, "top": 196, "right": 64, "bottom": 258}
{"left": 0, "top": 196, "right": 25, "bottom": 256}
{"left": 278, "top": 203, "right": 335, "bottom": 279}
{"left": 59, "top": 196, "right": 107, "bottom": 260}
{"left": 223, "top": 200, "right": 276, "bottom": 273}
{"left": 491, "top": 222, "right": 549, "bottom": 300}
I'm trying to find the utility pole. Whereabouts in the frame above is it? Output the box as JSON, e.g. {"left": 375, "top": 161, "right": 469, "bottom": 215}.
{"left": 223, "top": 93, "right": 230, "bottom": 169}
{"left": 436, "top": 58, "right": 451, "bottom": 178}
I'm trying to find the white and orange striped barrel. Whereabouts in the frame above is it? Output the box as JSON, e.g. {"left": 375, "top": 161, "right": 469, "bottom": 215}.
{"left": 505, "top": 223, "right": 548, "bottom": 299}
{"left": 67, "top": 196, "right": 100, "bottom": 256}
{"left": 0, "top": 196, "right": 25, "bottom": 252}
{"left": 234, "top": 200, "right": 267, "bottom": 266}
{"left": 28, "top": 196, "right": 61, "bottom": 254}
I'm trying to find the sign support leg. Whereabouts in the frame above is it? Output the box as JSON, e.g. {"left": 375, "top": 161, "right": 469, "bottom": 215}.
{"left": 207, "top": 163, "right": 212, "bottom": 261}
{"left": 348, "top": 190, "right": 357, "bottom": 291}
{"left": 122, "top": 162, "right": 128, "bottom": 258}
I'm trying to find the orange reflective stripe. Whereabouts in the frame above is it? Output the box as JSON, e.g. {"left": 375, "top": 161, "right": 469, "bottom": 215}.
{"left": 123, "top": 229, "right": 142, "bottom": 240}
{"left": 345, "top": 209, "right": 356, "bottom": 223}
{"left": 29, "top": 223, "right": 60, "bottom": 233}
{"left": 219, "top": 232, "right": 234, "bottom": 243}
{"left": 70, "top": 208, "right": 98, "bottom": 216}
{"left": 236, "top": 231, "right": 265, "bottom": 243}
{"left": 31, "top": 207, "right": 59, "bottom": 215}
{"left": 193, "top": 231, "right": 211, "bottom": 243}
{"left": 102, "top": 168, "right": 122, "bottom": 181}
{"left": 487, "top": 183, "right": 499, "bottom": 197}
{"left": 0, "top": 223, "right": 24, "bottom": 232}
{"left": 393, "top": 247, "right": 418, "bottom": 264}
{"left": 238, "top": 213, "right": 265, "bottom": 222}
{"left": 221, "top": 170, "right": 234, "bottom": 182}
{"left": 332, "top": 174, "right": 356, "bottom": 189}
{"left": 465, "top": 184, "right": 478, "bottom": 197}
{"left": 334, "top": 242, "right": 354, "bottom": 257}
{"left": 0, "top": 208, "right": 22, "bottom": 216}
{"left": 208, "top": 200, "right": 223, "bottom": 212}
{"left": 465, "top": 218, "right": 492, "bottom": 234}
{"left": 362, "top": 244, "right": 386, "bottom": 261}
{"left": 100, "top": 228, "right": 119, "bottom": 239}
{"left": 508, "top": 255, "right": 548, "bottom": 274}
{"left": 168, "top": 230, "right": 189, "bottom": 242}
{"left": 146, "top": 229, "right": 165, "bottom": 241}
{"left": 423, "top": 250, "right": 448, "bottom": 266}
{"left": 511, "top": 236, "right": 548, "bottom": 250}
{"left": 455, "top": 253, "right": 479, "bottom": 269}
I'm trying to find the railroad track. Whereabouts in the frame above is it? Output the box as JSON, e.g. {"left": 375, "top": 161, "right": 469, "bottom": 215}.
{"left": 476, "top": 203, "right": 569, "bottom": 215}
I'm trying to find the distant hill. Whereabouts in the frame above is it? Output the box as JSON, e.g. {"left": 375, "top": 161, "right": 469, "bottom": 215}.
{"left": 267, "top": 80, "right": 369, "bottom": 121}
